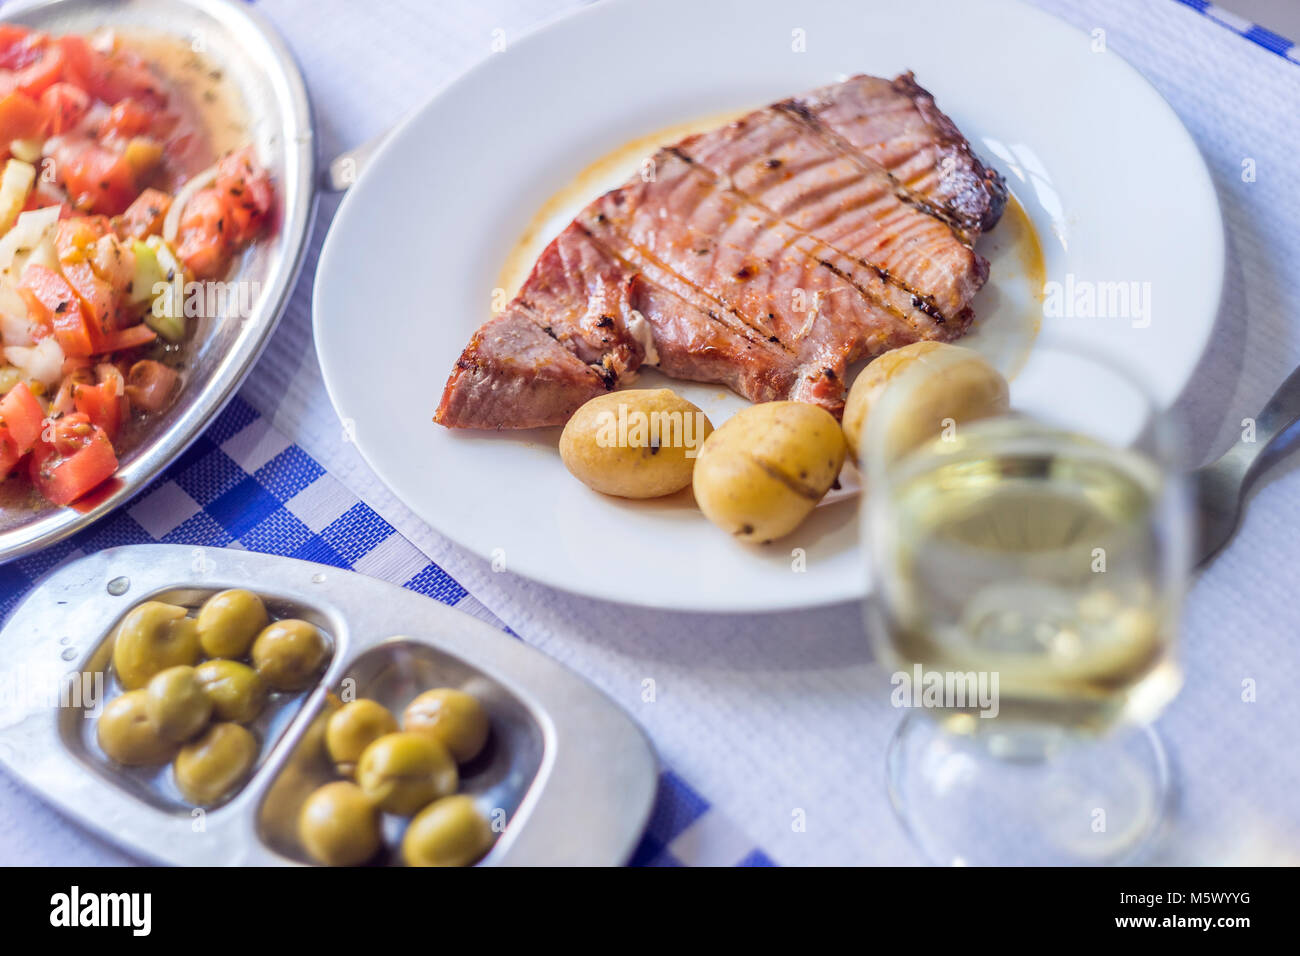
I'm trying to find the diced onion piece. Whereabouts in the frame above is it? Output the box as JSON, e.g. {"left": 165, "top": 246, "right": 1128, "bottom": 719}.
{"left": 19, "top": 235, "right": 58, "bottom": 281}
{"left": 90, "top": 28, "right": 116, "bottom": 54}
{"left": 0, "top": 204, "right": 60, "bottom": 283}
{"left": 9, "top": 139, "right": 43, "bottom": 164}
{"left": 4, "top": 336, "right": 64, "bottom": 387}
{"left": 162, "top": 162, "right": 220, "bottom": 244}
{"left": 0, "top": 158, "right": 36, "bottom": 233}
{"left": 0, "top": 283, "right": 35, "bottom": 347}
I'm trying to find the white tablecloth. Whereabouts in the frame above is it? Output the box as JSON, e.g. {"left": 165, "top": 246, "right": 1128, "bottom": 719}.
{"left": 3, "top": 0, "right": 1299, "bottom": 865}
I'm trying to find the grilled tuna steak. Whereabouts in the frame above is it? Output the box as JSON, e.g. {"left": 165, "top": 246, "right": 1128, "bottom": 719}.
{"left": 435, "top": 72, "right": 1006, "bottom": 429}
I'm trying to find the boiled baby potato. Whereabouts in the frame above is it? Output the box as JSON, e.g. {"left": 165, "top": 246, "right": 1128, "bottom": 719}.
{"left": 194, "top": 659, "right": 267, "bottom": 724}
{"left": 355, "top": 731, "right": 457, "bottom": 816}
{"left": 693, "top": 401, "right": 846, "bottom": 543}
{"left": 402, "top": 688, "right": 489, "bottom": 764}
{"left": 112, "top": 601, "right": 201, "bottom": 690}
{"left": 252, "top": 618, "right": 329, "bottom": 691}
{"left": 402, "top": 795, "right": 495, "bottom": 868}
{"left": 144, "top": 665, "right": 212, "bottom": 743}
{"left": 196, "top": 588, "right": 269, "bottom": 659}
{"left": 299, "top": 781, "right": 383, "bottom": 867}
{"left": 326, "top": 699, "right": 399, "bottom": 777}
{"left": 97, "top": 690, "right": 178, "bottom": 766}
{"left": 173, "top": 722, "right": 258, "bottom": 805}
{"left": 559, "top": 388, "right": 713, "bottom": 498}
{"left": 841, "top": 341, "right": 1009, "bottom": 462}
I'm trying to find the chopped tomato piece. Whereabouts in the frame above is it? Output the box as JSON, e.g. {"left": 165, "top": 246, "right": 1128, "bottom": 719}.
{"left": 0, "top": 381, "right": 45, "bottom": 450}
{"left": 39, "top": 81, "right": 89, "bottom": 135}
{"left": 56, "top": 142, "right": 137, "bottom": 214}
{"left": 0, "top": 27, "right": 47, "bottom": 71}
{"left": 60, "top": 259, "right": 115, "bottom": 334}
{"left": 21, "top": 264, "right": 95, "bottom": 358}
{"left": 60, "top": 355, "right": 92, "bottom": 378}
{"left": 103, "top": 97, "right": 154, "bottom": 139}
{"left": 54, "top": 212, "right": 111, "bottom": 248}
{"left": 176, "top": 149, "right": 273, "bottom": 278}
{"left": 55, "top": 216, "right": 118, "bottom": 329}
{"left": 17, "top": 287, "right": 53, "bottom": 340}
{"left": 0, "top": 26, "right": 36, "bottom": 68}
{"left": 175, "top": 188, "right": 228, "bottom": 278}
{"left": 114, "top": 187, "right": 171, "bottom": 239}
{"left": 22, "top": 183, "right": 72, "bottom": 218}
{"left": 51, "top": 34, "right": 91, "bottom": 89}
{"left": 0, "top": 90, "right": 46, "bottom": 141}
{"left": 0, "top": 381, "right": 45, "bottom": 478}
{"left": 0, "top": 436, "right": 19, "bottom": 478}
{"left": 71, "top": 377, "right": 127, "bottom": 439}
{"left": 0, "top": 30, "right": 66, "bottom": 100}
{"left": 215, "top": 146, "right": 273, "bottom": 243}
{"left": 28, "top": 412, "right": 117, "bottom": 506}
{"left": 0, "top": 441, "right": 18, "bottom": 479}
{"left": 77, "top": 45, "right": 165, "bottom": 109}
{"left": 96, "top": 323, "right": 156, "bottom": 353}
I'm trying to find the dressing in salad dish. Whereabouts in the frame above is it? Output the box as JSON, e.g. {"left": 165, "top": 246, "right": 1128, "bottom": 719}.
{"left": 0, "top": 24, "right": 274, "bottom": 508}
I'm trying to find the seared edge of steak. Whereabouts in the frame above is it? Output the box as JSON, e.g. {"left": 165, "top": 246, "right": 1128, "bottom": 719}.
{"left": 432, "top": 310, "right": 611, "bottom": 430}
{"left": 891, "top": 73, "right": 1008, "bottom": 236}
{"left": 793, "top": 73, "right": 1008, "bottom": 241}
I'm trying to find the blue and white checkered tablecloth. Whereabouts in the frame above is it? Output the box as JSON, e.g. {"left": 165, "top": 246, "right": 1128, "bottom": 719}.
{"left": 4, "top": 0, "right": 1300, "bottom": 866}
{"left": 0, "top": 394, "right": 775, "bottom": 866}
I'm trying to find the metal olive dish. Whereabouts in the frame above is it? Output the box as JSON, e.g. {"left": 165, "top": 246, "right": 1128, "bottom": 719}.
{"left": 0, "top": 544, "right": 657, "bottom": 865}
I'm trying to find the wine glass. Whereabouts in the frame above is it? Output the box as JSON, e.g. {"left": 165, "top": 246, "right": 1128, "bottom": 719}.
{"left": 862, "top": 341, "right": 1190, "bottom": 866}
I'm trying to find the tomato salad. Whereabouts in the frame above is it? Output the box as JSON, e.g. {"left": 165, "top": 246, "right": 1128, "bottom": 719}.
{"left": 0, "top": 25, "right": 273, "bottom": 507}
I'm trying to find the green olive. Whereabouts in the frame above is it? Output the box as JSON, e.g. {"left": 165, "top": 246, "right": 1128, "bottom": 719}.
{"left": 298, "top": 781, "right": 383, "bottom": 867}
{"left": 174, "top": 722, "right": 258, "bottom": 805}
{"left": 326, "top": 699, "right": 398, "bottom": 777}
{"left": 97, "top": 690, "right": 178, "bottom": 766}
{"left": 402, "top": 795, "right": 494, "bottom": 867}
{"left": 355, "top": 732, "right": 457, "bottom": 816}
{"left": 402, "top": 688, "right": 490, "bottom": 764}
{"left": 143, "top": 666, "right": 212, "bottom": 742}
{"left": 112, "top": 601, "right": 201, "bottom": 690}
{"left": 196, "top": 589, "right": 269, "bottom": 659}
{"left": 194, "top": 659, "right": 266, "bottom": 723}
{"left": 251, "top": 619, "right": 329, "bottom": 691}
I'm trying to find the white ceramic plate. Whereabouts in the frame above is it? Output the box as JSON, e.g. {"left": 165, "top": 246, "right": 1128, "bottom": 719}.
{"left": 314, "top": 0, "right": 1224, "bottom": 612}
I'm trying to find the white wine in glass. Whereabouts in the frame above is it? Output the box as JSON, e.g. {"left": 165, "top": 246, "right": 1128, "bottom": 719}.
{"left": 864, "top": 343, "right": 1190, "bottom": 866}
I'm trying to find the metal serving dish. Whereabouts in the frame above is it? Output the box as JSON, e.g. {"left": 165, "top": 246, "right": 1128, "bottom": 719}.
{"left": 0, "top": 0, "right": 316, "bottom": 562}
{"left": 0, "top": 545, "right": 658, "bottom": 865}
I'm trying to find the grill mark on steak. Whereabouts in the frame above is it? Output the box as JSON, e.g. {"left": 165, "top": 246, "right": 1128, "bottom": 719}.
{"left": 576, "top": 212, "right": 795, "bottom": 357}
{"left": 669, "top": 138, "right": 955, "bottom": 328}
{"left": 599, "top": 147, "right": 941, "bottom": 353}
{"left": 772, "top": 99, "right": 972, "bottom": 243}
{"left": 637, "top": 156, "right": 922, "bottom": 340}
{"left": 673, "top": 104, "right": 981, "bottom": 323}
